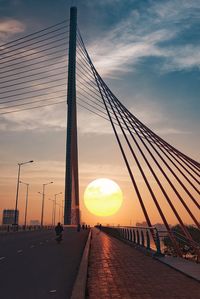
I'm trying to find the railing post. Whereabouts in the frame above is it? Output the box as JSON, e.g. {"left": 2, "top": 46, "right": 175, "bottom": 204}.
{"left": 155, "top": 230, "right": 162, "bottom": 256}
{"left": 141, "top": 230, "right": 144, "bottom": 246}
{"left": 136, "top": 230, "right": 140, "bottom": 245}
{"left": 130, "top": 230, "right": 132, "bottom": 242}
{"left": 146, "top": 230, "right": 151, "bottom": 250}
{"left": 133, "top": 230, "right": 136, "bottom": 243}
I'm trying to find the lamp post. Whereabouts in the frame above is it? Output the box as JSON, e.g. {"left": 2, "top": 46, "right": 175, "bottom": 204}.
{"left": 53, "top": 192, "right": 62, "bottom": 226}
{"left": 49, "top": 198, "right": 54, "bottom": 226}
{"left": 14, "top": 160, "right": 33, "bottom": 226}
{"left": 40, "top": 182, "right": 53, "bottom": 227}
{"left": 19, "top": 181, "right": 29, "bottom": 227}
{"left": 56, "top": 202, "right": 62, "bottom": 223}
{"left": 61, "top": 200, "right": 64, "bottom": 224}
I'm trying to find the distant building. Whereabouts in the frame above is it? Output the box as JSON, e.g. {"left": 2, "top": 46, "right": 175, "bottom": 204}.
{"left": 154, "top": 223, "right": 167, "bottom": 231}
{"left": 30, "top": 220, "right": 40, "bottom": 225}
{"left": 2, "top": 209, "right": 19, "bottom": 225}
{"left": 136, "top": 221, "right": 147, "bottom": 227}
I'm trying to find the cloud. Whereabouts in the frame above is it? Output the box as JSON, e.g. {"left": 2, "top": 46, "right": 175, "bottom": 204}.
{"left": 162, "top": 45, "right": 200, "bottom": 71}
{"left": 150, "top": 0, "right": 200, "bottom": 23}
{"left": 85, "top": 0, "right": 200, "bottom": 77}
{"left": 0, "top": 19, "right": 25, "bottom": 43}
{"left": 0, "top": 103, "right": 66, "bottom": 132}
{"left": 0, "top": 39, "right": 68, "bottom": 132}
{"left": 1, "top": 0, "right": 199, "bottom": 135}
{"left": 88, "top": 27, "right": 173, "bottom": 78}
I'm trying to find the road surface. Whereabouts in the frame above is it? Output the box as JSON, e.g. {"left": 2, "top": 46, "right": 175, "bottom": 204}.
{"left": 0, "top": 228, "right": 89, "bottom": 299}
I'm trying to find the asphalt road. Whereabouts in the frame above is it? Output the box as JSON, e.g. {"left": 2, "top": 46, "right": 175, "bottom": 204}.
{"left": 0, "top": 228, "right": 89, "bottom": 299}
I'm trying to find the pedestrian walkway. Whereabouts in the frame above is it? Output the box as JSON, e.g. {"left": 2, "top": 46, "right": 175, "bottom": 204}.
{"left": 87, "top": 229, "right": 200, "bottom": 299}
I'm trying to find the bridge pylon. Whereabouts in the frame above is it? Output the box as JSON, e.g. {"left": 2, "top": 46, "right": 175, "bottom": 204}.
{"left": 64, "top": 7, "right": 80, "bottom": 225}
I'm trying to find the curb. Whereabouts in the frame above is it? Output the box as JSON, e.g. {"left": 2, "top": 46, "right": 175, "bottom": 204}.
{"left": 70, "top": 229, "right": 91, "bottom": 299}
{"left": 155, "top": 256, "right": 200, "bottom": 283}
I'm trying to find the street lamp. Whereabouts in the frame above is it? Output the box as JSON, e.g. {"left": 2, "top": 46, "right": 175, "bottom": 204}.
{"left": 40, "top": 181, "right": 53, "bottom": 227}
{"left": 14, "top": 160, "right": 34, "bottom": 226}
{"left": 19, "top": 181, "right": 29, "bottom": 227}
{"left": 53, "top": 192, "right": 62, "bottom": 226}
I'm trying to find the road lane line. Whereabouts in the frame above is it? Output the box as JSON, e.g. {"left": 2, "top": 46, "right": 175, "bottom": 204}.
{"left": 30, "top": 245, "right": 35, "bottom": 248}
{"left": 17, "top": 249, "right": 23, "bottom": 253}
{"left": 49, "top": 290, "right": 56, "bottom": 293}
{"left": 0, "top": 257, "right": 5, "bottom": 261}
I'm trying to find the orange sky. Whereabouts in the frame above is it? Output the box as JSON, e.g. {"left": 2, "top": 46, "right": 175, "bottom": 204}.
{"left": 0, "top": 125, "right": 199, "bottom": 227}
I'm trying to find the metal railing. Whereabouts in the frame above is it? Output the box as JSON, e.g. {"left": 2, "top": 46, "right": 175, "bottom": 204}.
{"left": 97, "top": 225, "right": 200, "bottom": 262}
{"left": 0, "top": 225, "right": 54, "bottom": 233}
{"left": 97, "top": 225, "right": 162, "bottom": 256}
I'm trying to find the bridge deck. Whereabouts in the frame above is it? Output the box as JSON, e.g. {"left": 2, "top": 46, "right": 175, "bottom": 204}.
{"left": 87, "top": 229, "right": 200, "bottom": 299}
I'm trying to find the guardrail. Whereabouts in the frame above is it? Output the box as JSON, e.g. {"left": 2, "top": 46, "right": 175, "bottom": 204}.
{"left": 97, "top": 225, "right": 200, "bottom": 262}
{"left": 0, "top": 225, "right": 54, "bottom": 233}
{"left": 97, "top": 225, "right": 162, "bottom": 256}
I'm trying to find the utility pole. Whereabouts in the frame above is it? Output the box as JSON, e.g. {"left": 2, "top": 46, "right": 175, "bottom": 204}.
{"left": 24, "top": 183, "right": 29, "bottom": 227}
{"left": 41, "top": 182, "right": 53, "bottom": 227}
{"left": 20, "top": 181, "right": 29, "bottom": 227}
{"left": 64, "top": 6, "right": 80, "bottom": 225}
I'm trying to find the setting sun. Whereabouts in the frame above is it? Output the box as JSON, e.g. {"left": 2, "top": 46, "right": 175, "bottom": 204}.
{"left": 83, "top": 178, "right": 123, "bottom": 217}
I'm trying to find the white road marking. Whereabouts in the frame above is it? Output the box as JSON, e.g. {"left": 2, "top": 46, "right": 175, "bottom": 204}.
{"left": 0, "top": 257, "right": 5, "bottom": 261}
{"left": 49, "top": 290, "right": 56, "bottom": 293}
{"left": 17, "top": 249, "right": 23, "bottom": 253}
{"left": 30, "top": 245, "right": 35, "bottom": 248}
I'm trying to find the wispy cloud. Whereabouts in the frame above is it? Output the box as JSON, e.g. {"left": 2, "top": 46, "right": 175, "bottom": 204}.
{"left": 162, "top": 46, "right": 200, "bottom": 71}
{"left": 86, "top": 0, "right": 200, "bottom": 77}
{"left": 0, "top": 0, "right": 199, "bottom": 136}
{"left": 0, "top": 104, "right": 66, "bottom": 132}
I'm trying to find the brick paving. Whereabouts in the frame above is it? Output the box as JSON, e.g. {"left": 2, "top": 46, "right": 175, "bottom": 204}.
{"left": 87, "top": 229, "right": 200, "bottom": 299}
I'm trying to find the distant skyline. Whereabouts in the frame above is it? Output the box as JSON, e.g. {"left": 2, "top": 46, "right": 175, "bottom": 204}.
{"left": 0, "top": 0, "right": 199, "bottom": 226}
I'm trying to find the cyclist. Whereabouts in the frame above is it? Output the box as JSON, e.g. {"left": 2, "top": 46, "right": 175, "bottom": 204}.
{"left": 55, "top": 222, "right": 63, "bottom": 242}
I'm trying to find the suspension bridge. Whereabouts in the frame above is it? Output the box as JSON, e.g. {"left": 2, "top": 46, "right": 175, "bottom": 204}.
{"left": 0, "top": 6, "right": 199, "bottom": 299}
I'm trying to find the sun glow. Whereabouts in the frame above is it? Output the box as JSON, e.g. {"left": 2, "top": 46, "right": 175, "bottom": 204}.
{"left": 84, "top": 178, "right": 123, "bottom": 217}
